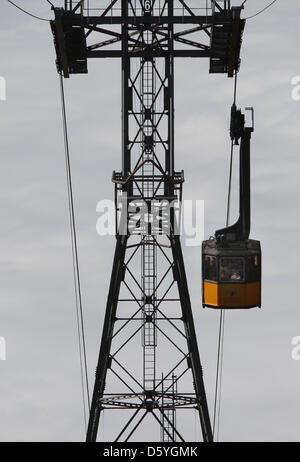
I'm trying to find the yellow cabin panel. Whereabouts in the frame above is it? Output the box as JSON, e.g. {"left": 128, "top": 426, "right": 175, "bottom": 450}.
{"left": 203, "top": 281, "right": 219, "bottom": 306}
{"left": 204, "top": 281, "right": 261, "bottom": 308}
{"left": 218, "top": 283, "right": 246, "bottom": 307}
{"left": 245, "top": 281, "right": 261, "bottom": 307}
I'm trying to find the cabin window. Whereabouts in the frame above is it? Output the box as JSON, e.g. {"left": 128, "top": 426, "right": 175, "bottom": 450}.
{"left": 204, "top": 256, "right": 217, "bottom": 281}
{"left": 247, "top": 255, "right": 260, "bottom": 282}
{"left": 219, "top": 258, "right": 244, "bottom": 282}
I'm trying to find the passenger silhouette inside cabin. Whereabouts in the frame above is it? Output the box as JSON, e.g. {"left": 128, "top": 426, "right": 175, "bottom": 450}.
{"left": 204, "top": 256, "right": 217, "bottom": 281}
{"left": 230, "top": 271, "right": 241, "bottom": 281}
{"left": 220, "top": 258, "right": 244, "bottom": 282}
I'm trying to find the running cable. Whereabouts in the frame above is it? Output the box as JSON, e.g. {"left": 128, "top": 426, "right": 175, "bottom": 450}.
{"left": 59, "top": 73, "right": 90, "bottom": 432}
{"left": 212, "top": 71, "right": 238, "bottom": 441}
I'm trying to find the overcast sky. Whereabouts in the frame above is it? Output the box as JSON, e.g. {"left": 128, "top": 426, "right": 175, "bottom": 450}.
{"left": 0, "top": 0, "right": 300, "bottom": 442}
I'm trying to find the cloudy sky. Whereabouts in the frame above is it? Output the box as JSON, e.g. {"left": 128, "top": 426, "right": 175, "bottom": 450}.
{"left": 0, "top": 0, "right": 300, "bottom": 442}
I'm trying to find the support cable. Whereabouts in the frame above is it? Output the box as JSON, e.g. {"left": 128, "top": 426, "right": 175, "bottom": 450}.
{"left": 58, "top": 73, "right": 90, "bottom": 431}
{"left": 8, "top": 0, "right": 91, "bottom": 434}
{"left": 212, "top": 71, "right": 238, "bottom": 441}
{"left": 6, "top": 0, "right": 50, "bottom": 21}
{"left": 244, "top": 0, "right": 278, "bottom": 20}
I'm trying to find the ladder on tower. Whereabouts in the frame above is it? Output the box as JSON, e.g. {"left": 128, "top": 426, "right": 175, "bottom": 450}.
{"left": 161, "top": 374, "right": 178, "bottom": 442}
{"left": 141, "top": 44, "right": 157, "bottom": 393}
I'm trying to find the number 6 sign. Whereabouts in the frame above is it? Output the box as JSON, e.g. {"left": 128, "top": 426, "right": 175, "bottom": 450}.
{"left": 144, "top": 0, "right": 152, "bottom": 12}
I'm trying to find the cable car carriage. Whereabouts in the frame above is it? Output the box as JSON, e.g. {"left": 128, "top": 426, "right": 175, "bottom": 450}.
{"left": 202, "top": 106, "right": 261, "bottom": 309}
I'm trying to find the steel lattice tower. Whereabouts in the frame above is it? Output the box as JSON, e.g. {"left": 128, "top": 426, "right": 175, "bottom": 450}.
{"left": 51, "top": 0, "right": 245, "bottom": 442}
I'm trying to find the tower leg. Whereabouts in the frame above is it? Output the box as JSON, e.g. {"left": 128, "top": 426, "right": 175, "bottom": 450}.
{"left": 86, "top": 235, "right": 128, "bottom": 442}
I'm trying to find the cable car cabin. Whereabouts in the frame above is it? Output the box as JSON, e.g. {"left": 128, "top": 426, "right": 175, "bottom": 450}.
{"left": 202, "top": 105, "right": 262, "bottom": 309}
{"left": 202, "top": 239, "right": 261, "bottom": 309}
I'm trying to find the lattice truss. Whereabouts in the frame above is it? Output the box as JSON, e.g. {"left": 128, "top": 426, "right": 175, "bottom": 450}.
{"left": 99, "top": 3, "right": 204, "bottom": 440}
{"left": 69, "top": 0, "right": 221, "bottom": 57}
